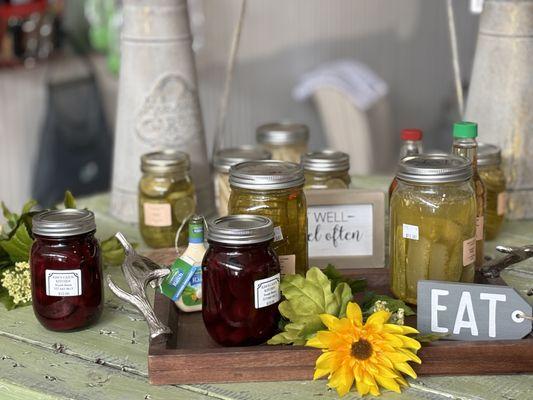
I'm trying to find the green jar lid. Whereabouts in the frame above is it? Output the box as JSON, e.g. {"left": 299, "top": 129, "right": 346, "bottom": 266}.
{"left": 453, "top": 121, "right": 478, "bottom": 139}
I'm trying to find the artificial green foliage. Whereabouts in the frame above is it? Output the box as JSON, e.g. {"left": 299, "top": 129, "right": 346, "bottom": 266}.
{"left": 322, "top": 263, "right": 367, "bottom": 293}
{"left": 267, "top": 267, "right": 352, "bottom": 345}
{"left": 63, "top": 190, "right": 77, "bottom": 209}
{"left": 0, "top": 219, "right": 34, "bottom": 263}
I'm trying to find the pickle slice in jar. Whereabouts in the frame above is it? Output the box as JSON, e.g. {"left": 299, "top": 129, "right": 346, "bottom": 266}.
{"left": 325, "top": 178, "right": 349, "bottom": 189}
{"left": 168, "top": 192, "right": 196, "bottom": 222}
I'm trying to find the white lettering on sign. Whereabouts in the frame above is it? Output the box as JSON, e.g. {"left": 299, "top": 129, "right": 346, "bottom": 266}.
{"left": 307, "top": 204, "right": 373, "bottom": 257}
{"left": 453, "top": 292, "right": 478, "bottom": 336}
{"left": 402, "top": 224, "right": 419, "bottom": 241}
{"left": 431, "top": 289, "right": 449, "bottom": 333}
{"left": 418, "top": 280, "right": 533, "bottom": 341}
{"left": 480, "top": 293, "right": 506, "bottom": 338}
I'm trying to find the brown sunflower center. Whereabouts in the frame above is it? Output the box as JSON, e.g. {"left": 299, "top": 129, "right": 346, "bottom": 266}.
{"left": 351, "top": 339, "right": 373, "bottom": 360}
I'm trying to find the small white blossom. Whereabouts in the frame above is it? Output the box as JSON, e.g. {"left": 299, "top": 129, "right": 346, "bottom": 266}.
{"left": 1, "top": 261, "right": 32, "bottom": 305}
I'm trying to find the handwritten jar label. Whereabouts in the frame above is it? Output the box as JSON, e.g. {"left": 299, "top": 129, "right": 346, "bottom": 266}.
{"left": 278, "top": 254, "right": 295, "bottom": 275}
{"left": 45, "top": 269, "right": 82, "bottom": 297}
{"left": 402, "top": 224, "right": 419, "bottom": 241}
{"left": 497, "top": 192, "right": 507, "bottom": 216}
{"left": 476, "top": 216, "right": 484, "bottom": 240}
{"left": 143, "top": 203, "right": 172, "bottom": 227}
{"left": 463, "top": 237, "right": 476, "bottom": 266}
{"left": 254, "top": 273, "right": 281, "bottom": 309}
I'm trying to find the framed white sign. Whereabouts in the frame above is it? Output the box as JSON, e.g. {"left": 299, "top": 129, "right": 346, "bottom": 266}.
{"left": 306, "top": 189, "right": 385, "bottom": 269}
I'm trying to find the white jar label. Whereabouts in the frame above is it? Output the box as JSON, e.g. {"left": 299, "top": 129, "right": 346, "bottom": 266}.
{"left": 45, "top": 269, "right": 82, "bottom": 297}
{"left": 476, "top": 216, "right": 484, "bottom": 240}
{"left": 278, "top": 254, "right": 296, "bottom": 275}
{"left": 143, "top": 203, "right": 172, "bottom": 227}
{"left": 402, "top": 224, "right": 419, "bottom": 240}
{"left": 497, "top": 192, "right": 507, "bottom": 216}
{"left": 463, "top": 237, "right": 476, "bottom": 266}
{"left": 273, "top": 226, "right": 284, "bottom": 242}
{"left": 254, "top": 273, "right": 281, "bottom": 309}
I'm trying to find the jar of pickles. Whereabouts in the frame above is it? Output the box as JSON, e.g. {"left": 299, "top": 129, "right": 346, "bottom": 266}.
{"left": 302, "top": 150, "right": 351, "bottom": 189}
{"left": 390, "top": 154, "right": 476, "bottom": 304}
{"left": 202, "top": 215, "right": 281, "bottom": 346}
{"left": 256, "top": 122, "right": 309, "bottom": 163}
{"left": 138, "top": 150, "right": 196, "bottom": 248}
{"left": 213, "top": 146, "right": 271, "bottom": 216}
{"left": 228, "top": 160, "right": 308, "bottom": 275}
{"left": 478, "top": 143, "right": 506, "bottom": 240}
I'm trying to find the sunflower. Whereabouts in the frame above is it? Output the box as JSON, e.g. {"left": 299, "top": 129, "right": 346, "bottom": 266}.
{"left": 306, "top": 302, "right": 421, "bottom": 397}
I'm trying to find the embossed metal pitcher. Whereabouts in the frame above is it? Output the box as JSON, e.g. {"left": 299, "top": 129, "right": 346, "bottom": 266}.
{"left": 465, "top": 0, "right": 533, "bottom": 220}
{"left": 111, "top": 0, "right": 213, "bottom": 222}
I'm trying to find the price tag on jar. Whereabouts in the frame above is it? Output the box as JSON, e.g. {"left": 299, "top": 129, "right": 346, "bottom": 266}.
{"left": 417, "top": 280, "right": 532, "bottom": 341}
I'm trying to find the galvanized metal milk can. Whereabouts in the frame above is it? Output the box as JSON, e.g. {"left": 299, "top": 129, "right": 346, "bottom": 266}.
{"left": 465, "top": 0, "right": 533, "bottom": 219}
{"left": 110, "top": 0, "right": 213, "bottom": 222}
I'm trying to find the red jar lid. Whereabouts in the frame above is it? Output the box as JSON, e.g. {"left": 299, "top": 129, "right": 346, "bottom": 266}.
{"left": 401, "top": 129, "right": 423, "bottom": 141}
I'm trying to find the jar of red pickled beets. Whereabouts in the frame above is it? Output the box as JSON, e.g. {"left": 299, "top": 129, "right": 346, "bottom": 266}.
{"left": 30, "top": 209, "right": 103, "bottom": 331}
{"left": 202, "top": 215, "right": 281, "bottom": 346}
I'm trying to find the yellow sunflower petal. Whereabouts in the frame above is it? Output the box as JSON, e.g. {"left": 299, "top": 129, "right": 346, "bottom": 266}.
{"left": 375, "top": 375, "right": 401, "bottom": 393}
{"left": 328, "top": 364, "right": 354, "bottom": 397}
{"left": 377, "top": 365, "right": 399, "bottom": 379}
{"left": 382, "top": 332, "right": 406, "bottom": 348}
{"left": 384, "top": 323, "right": 419, "bottom": 336}
{"left": 398, "top": 348, "right": 422, "bottom": 364}
{"left": 365, "top": 310, "right": 391, "bottom": 330}
{"left": 383, "top": 351, "right": 410, "bottom": 364}
{"left": 369, "top": 384, "right": 381, "bottom": 396}
{"left": 395, "top": 375, "right": 409, "bottom": 387}
{"left": 346, "top": 302, "right": 363, "bottom": 327}
{"left": 355, "top": 379, "right": 370, "bottom": 396}
{"left": 315, "top": 351, "right": 335, "bottom": 371}
{"left": 394, "top": 362, "right": 418, "bottom": 379}
{"left": 399, "top": 335, "right": 422, "bottom": 350}
{"left": 313, "top": 367, "right": 330, "bottom": 380}
{"left": 319, "top": 313, "right": 342, "bottom": 330}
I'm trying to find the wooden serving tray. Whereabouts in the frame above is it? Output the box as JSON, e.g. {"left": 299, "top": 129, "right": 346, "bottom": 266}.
{"left": 147, "top": 264, "right": 533, "bottom": 385}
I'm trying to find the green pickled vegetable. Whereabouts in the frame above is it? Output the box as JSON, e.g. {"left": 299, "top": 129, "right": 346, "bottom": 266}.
{"left": 479, "top": 165, "right": 506, "bottom": 240}
{"left": 228, "top": 186, "right": 308, "bottom": 275}
{"left": 138, "top": 174, "right": 196, "bottom": 248}
{"left": 304, "top": 170, "right": 351, "bottom": 190}
{"left": 390, "top": 181, "right": 476, "bottom": 304}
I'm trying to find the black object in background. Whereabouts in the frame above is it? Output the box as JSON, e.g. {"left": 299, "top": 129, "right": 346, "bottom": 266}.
{"left": 32, "top": 69, "right": 113, "bottom": 207}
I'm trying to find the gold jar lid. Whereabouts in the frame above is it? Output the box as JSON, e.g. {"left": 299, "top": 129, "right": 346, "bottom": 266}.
{"left": 141, "top": 150, "right": 190, "bottom": 174}
{"left": 302, "top": 150, "right": 350, "bottom": 172}
{"left": 229, "top": 160, "right": 305, "bottom": 190}
{"left": 256, "top": 122, "right": 309, "bottom": 145}
{"left": 477, "top": 143, "right": 501, "bottom": 167}
{"left": 397, "top": 154, "right": 472, "bottom": 184}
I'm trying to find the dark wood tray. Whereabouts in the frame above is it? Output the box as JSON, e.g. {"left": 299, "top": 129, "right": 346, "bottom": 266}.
{"left": 147, "top": 266, "right": 533, "bottom": 385}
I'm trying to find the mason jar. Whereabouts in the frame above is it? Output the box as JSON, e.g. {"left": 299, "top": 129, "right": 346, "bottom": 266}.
{"left": 302, "top": 150, "right": 351, "bottom": 189}
{"left": 31, "top": 209, "right": 103, "bottom": 331}
{"left": 256, "top": 122, "right": 309, "bottom": 163}
{"left": 390, "top": 154, "right": 476, "bottom": 304}
{"left": 478, "top": 143, "right": 506, "bottom": 240}
{"left": 212, "top": 146, "right": 271, "bottom": 216}
{"left": 138, "top": 150, "right": 196, "bottom": 248}
{"left": 228, "top": 160, "right": 308, "bottom": 275}
{"left": 202, "top": 215, "right": 281, "bottom": 346}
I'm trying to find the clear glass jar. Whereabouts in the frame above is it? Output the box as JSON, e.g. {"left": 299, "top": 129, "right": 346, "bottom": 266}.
{"left": 302, "top": 150, "right": 351, "bottom": 189}
{"left": 212, "top": 146, "right": 271, "bottom": 216}
{"left": 390, "top": 154, "right": 476, "bottom": 304}
{"left": 228, "top": 161, "right": 308, "bottom": 275}
{"left": 256, "top": 122, "right": 309, "bottom": 163}
{"left": 478, "top": 143, "right": 506, "bottom": 240}
{"left": 30, "top": 210, "right": 103, "bottom": 331}
{"left": 138, "top": 150, "right": 196, "bottom": 248}
{"left": 202, "top": 215, "right": 281, "bottom": 346}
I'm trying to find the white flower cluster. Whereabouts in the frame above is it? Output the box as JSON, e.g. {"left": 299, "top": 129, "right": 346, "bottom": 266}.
{"left": 372, "top": 300, "right": 405, "bottom": 326}
{"left": 1, "top": 261, "right": 32, "bottom": 305}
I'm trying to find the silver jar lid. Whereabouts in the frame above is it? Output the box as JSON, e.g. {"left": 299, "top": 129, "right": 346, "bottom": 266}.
{"left": 256, "top": 122, "right": 309, "bottom": 145}
{"left": 302, "top": 150, "right": 350, "bottom": 172}
{"left": 213, "top": 146, "right": 272, "bottom": 173}
{"left": 32, "top": 209, "right": 96, "bottom": 237}
{"left": 397, "top": 154, "right": 472, "bottom": 184}
{"left": 229, "top": 160, "right": 305, "bottom": 190}
{"left": 207, "top": 215, "right": 274, "bottom": 245}
{"left": 141, "top": 150, "right": 190, "bottom": 174}
{"left": 477, "top": 143, "right": 501, "bottom": 167}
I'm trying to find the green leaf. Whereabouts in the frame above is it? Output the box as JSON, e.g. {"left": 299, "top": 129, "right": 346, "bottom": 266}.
{"left": 268, "top": 267, "right": 353, "bottom": 345}
{"left": 1, "top": 202, "right": 19, "bottom": 230}
{"left": 101, "top": 235, "right": 137, "bottom": 266}
{"left": 0, "top": 223, "right": 33, "bottom": 263}
{"left": 362, "top": 294, "right": 416, "bottom": 317}
{"left": 21, "top": 199, "right": 37, "bottom": 214}
{"left": 0, "top": 286, "right": 16, "bottom": 310}
{"left": 63, "top": 191, "right": 77, "bottom": 209}
{"left": 322, "top": 264, "right": 367, "bottom": 294}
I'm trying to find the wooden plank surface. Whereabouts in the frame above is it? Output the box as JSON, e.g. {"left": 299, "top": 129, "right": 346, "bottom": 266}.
{"left": 1, "top": 189, "right": 533, "bottom": 399}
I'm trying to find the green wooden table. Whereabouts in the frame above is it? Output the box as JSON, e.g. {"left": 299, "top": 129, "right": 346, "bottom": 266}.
{"left": 2, "top": 181, "right": 533, "bottom": 399}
